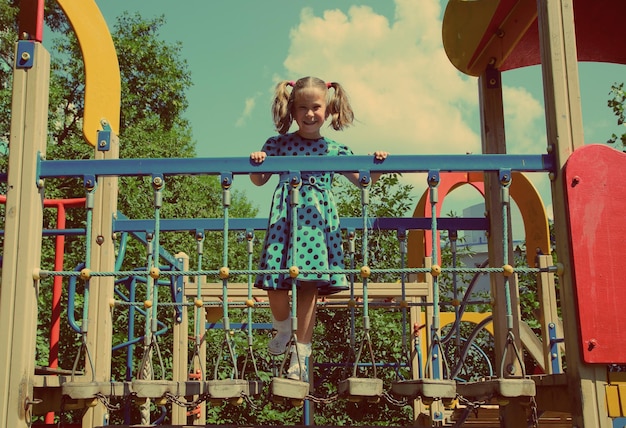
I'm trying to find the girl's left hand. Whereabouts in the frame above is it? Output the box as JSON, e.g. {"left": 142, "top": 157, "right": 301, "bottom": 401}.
{"left": 372, "top": 151, "right": 389, "bottom": 160}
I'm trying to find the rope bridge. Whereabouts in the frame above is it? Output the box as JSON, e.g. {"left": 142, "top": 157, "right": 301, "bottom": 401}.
{"left": 32, "top": 152, "right": 558, "bottom": 426}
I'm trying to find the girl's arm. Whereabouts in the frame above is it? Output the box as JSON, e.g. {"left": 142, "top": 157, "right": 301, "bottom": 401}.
{"left": 343, "top": 151, "right": 389, "bottom": 186}
{"left": 250, "top": 151, "right": 271, "bottom": 186}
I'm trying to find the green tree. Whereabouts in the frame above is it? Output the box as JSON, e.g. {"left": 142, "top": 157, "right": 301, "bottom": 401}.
{"left": 2, "top": 6, "right": 258, "bottom": 425}
{"left": 607, "top": 82, "right": 626, "bottom": 149}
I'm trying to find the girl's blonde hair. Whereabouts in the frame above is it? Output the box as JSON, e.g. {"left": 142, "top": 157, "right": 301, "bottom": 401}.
{"left": 272, "top": 76, "right": 355, "bottom": 134}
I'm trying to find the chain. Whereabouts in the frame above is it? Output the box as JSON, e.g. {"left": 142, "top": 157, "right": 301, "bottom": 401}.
{"left": 529, "top": 396, "right": 539, "bottom": 428}
{"left": 165, "top": 392, "right": 210, "bottom": 408}
{"left": 382, "top": 390, "right": 410, "bottom": 407}
{"left": 456, "top": 394, "right": 487, "bottom": 415}
{"left": 95, "top": 392, "right": 121, "bottom": 411}
{"left": 242, "top": 392, "right": 263, "bottom": 410}
{"left": 304, "top": 392, "right": 339, "bottom": 405}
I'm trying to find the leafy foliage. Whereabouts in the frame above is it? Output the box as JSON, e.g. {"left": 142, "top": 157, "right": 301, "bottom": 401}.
{"left": 2, "top": 6, "right": 258, "bottom": 425}
{"left": 607, "top": 82, "right": 626, "bottom": 149}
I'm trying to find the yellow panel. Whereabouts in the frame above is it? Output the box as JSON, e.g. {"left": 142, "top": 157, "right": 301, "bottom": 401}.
{"left": 56, "top": 0, "right": 120, "bottom": 146}
{"left": 619, "top": 384, "right": 626, "bottom": 416}
{"left": 510, "top": 172, "right": 551, "bottom": 265}
{"left": 440, "top": 312, "right": 494, "bottom": 335}
{"left": 442, "top": 0, "right": 499, "bottom": 76}
{"left": 606, "top": 384, "right": 622, "bottom": 417}
{"left": 442, "top": 0, "right": 536, "bottom": 76}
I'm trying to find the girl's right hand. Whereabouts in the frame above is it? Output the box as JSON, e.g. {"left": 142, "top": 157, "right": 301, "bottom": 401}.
{"left": 250, "top": 151, "right": 267, "bottom": 163}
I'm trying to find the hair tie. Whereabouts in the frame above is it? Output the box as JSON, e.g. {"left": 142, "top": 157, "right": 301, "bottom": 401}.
{"left": 287, "top": 81, "right": 295, "bottom": 87}
{"left": 326, "top": 82, "right": 332, "bottom": 88}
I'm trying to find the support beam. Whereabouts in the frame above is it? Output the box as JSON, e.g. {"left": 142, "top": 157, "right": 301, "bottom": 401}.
{"left": 478, "top": 67, "right": 526, "bottom": 428}
{"left": 82, "top": 130, "right": 119, "bottom": 427}
{"left": 0, "top": 41, "right": 49, "bottom": 428}
{"left": 536, "top": 0, "right": 610, "bottom": 426}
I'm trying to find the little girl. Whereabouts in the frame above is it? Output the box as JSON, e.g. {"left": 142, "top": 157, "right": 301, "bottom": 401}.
{"left": 250, "top": 76, "right": 388, "bottom": 381}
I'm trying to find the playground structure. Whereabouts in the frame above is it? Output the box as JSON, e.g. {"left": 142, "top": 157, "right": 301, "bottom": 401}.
{"left": 1, "top": 0, "right": 626, "bottom": 427}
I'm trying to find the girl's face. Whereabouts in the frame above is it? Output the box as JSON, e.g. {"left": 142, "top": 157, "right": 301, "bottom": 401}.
{"left": 292, "top": 87, "right": 327, "bottom": 139}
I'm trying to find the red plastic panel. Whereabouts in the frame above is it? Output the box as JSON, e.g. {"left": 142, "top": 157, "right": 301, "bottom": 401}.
{"left": 565, "top": 144, "right": 626, "bottom": 363}
{"left": 501, "top": 0, "right": 626, "bottom": 70}
{"left": 18, "top": 0, "right": 45, "bottom": 42}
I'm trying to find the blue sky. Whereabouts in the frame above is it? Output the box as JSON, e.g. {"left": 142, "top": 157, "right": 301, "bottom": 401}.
{"left": 85, "top": 0, "right": 624, "bottom": 226}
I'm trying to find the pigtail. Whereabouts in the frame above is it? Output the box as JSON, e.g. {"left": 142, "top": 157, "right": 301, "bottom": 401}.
{"left": 272, "top": 81, "right": 293, "bottom": 134}
{"left": 326, "top": 81, "right": 355, "bottom": 131}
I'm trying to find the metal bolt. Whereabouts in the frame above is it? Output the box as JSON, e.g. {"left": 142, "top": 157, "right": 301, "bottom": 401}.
{"left": 588, "top": 339, "right": 597, "bottom": 351}
{"left": 21, "top": 52, "right": 30, "bottom": 61}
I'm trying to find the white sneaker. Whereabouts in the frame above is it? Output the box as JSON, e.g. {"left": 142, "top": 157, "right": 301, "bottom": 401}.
{"left": 268, "top": 331, "right": 291, "bottom": 355}
{"left": 287, "top": 343, "right": 311, "bottom": 382}
{"left": 268, "top": 316, "right": 291, "bottom": 355}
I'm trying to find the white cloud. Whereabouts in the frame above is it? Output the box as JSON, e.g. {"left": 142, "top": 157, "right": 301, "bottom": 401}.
{"left": 282, "top": 0, "right": 481, "bottom": 160}
{"left": 278, "top": 0, "right": 552, "bottom": 219}
{"left": 503, "top": 86, "right": 546, "bottom": 153}
{"left": 235, "top": 94, "right": 260, "bottom": 127}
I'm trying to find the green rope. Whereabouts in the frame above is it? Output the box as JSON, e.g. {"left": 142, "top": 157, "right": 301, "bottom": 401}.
{"left": 151, "top": 183, "right": 162, "bottom": 335}
{"left": 38, "top": 265, "right": 550, "bottom": 278}
{"left": 246, "top": 231, "right": 254, "bottom": 344}
{"left": 222, "top": 184, "right": 230, "bottom": 330}
{"left": 289, "top": 180, "right": 299, "bottom": 342}
{"left": 501, "top": 177, "right": 514, "bottom": 331}
{"left": 361, "top": 182, "right": 370, "bottom": 321}
{"left": 82, "top": 188, "right": 95, "bottom": 334}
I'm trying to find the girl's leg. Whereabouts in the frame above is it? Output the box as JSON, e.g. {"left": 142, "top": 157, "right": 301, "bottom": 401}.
{"left": 268, "top": 289, "right": 290, "bottom": 321}
{"left": 267, "top": 289, "right": 291, "bottom": 355}
{"left": 296, "top": 283, "right": 318, "bottom": 343}
{"left": 287, "top": 284, "right": 317, "bottom": 381}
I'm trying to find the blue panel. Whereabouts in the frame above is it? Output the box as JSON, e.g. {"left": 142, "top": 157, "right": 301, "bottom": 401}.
{"left": 613, "top": 417, "right": 626, "bottom": 428}
{"left": 113, "top": 216, "right": 489, "bottom": 233}
{"left": 97, "top": 130, "right": 111, "bottom": 151}
{"left": 16, "top": 40, "right": 35, "bottom": 69}
{"left": 38, "top": 153, "right": 555, "bottom": 179}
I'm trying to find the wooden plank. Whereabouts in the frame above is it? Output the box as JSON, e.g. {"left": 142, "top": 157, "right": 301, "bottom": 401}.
{"left": 185, "top": 282, "right": 430, "bottom": 302}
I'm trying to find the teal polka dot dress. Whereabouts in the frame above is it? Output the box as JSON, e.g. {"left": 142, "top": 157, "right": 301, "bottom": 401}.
{"left": 254, "top": 133, "right": 352, "bottom": 296}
